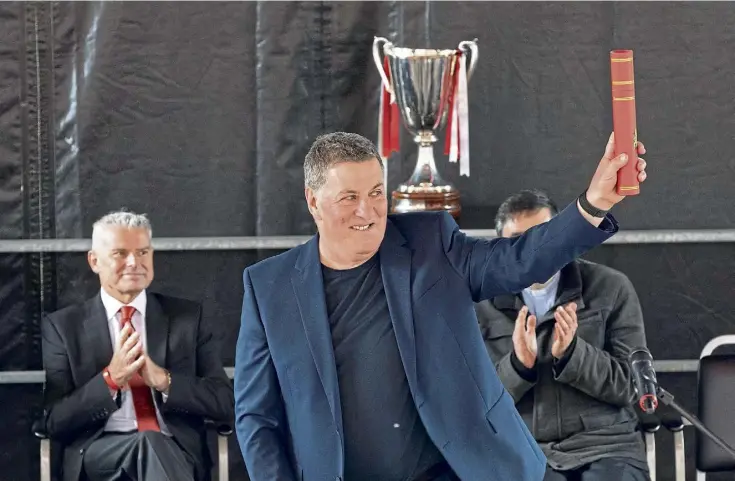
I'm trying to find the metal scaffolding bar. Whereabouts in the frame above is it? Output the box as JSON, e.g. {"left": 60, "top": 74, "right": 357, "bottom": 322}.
{"left": 1, "top": 230, "right": 735, "bottom": 253}
{"left": 0, "top": 360, "right": 700, "bottom": 385}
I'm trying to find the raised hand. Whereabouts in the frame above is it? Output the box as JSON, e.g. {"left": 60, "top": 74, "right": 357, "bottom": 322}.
{"left": 140, "top": 356, "right": 171, "bottom": 393}
{"left": 107, "top": 323, "right": 146, "bottom": 388}
{"left": 513, "top": 306, "right": 538, "bottom": 369}
{"left": 551, "top": 302, "right": 578, "bottom": 359}
{"left": 585, "top": 132, "right": 647, "bottom": 212}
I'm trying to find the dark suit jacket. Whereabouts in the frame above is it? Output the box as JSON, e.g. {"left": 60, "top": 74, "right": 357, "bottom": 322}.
{"left": 41, "top": 291, "right": 234, "bottom": 481}
{"left": 235, "top": 201, "right": 617, "bottom": 481}
{"left": 475, "top": 259, "right": 648, "bottom": 471}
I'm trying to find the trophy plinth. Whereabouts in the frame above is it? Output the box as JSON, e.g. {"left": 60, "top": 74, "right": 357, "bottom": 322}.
{"left": 373, "top": 37, "right": 478, "bottom": 220}
{"left": 391, "top": 191, "right": 461, "bottom": 219}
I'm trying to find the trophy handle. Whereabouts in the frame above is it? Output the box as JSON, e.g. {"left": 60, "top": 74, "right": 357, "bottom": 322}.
{"left": 373, "top": 36, "right": 394, "bottom": 96}
{"left": 458, "top": 39, "right": 479, "bottom": 81}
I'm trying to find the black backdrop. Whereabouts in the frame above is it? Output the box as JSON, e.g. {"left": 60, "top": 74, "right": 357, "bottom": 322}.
{"left": 1, "top": 2, "right": 734, "bottom": 480}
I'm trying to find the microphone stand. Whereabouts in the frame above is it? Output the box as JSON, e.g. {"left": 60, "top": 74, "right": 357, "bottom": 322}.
{"left": 657, "top": 386, "right": 735, "bottom": 460}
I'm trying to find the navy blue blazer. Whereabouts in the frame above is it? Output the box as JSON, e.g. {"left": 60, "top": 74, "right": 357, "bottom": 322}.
{"left": 235, "top": 202, "right": 617, "bottom": 481}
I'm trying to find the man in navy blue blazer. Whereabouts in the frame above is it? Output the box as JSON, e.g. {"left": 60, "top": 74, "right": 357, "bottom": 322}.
{"left": 235, "top": 132, "right": 648, "bottom": 481}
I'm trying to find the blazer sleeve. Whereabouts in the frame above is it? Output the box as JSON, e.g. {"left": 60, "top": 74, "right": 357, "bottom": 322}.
{"left": 234, "top": 269, "right": 297, "bottom": 481}
{"left": 41, "top": 315, "right": 119, "bottom": 440}
{"left": 440, "top": 201, "right": 618, "bottom": 302}
{"left": 161, "top": 304, "right": 234, "bottom": 425}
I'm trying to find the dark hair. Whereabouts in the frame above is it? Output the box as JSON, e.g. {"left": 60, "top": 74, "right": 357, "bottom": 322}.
{"left": 495, "top": 189, "right": 559, "bottom": 235}
{"left": 304, "top": 132, "right": 383, "bottom": 190}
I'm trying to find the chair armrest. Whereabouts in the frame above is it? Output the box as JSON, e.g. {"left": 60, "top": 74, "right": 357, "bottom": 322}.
{"left": 659, "top": 411, "right": 685, "bottom": 432}
{"left": 635, "top": 406, "right": 661, "bottom": 433}
{"left": 32, "top": 418, "right": 49, "bottom": 440}
{"left": 204, "top": 418, "right": 233, "bottom": 437}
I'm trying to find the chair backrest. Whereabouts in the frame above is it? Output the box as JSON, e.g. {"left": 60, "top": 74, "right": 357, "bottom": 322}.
{"left": 697, "top": 335, "right": 735, "bottom": 472}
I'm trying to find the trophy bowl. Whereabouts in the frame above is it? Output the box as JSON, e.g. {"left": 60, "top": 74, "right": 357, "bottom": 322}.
{"left": 373, "top": 37, "right": 478, "bottom": 219}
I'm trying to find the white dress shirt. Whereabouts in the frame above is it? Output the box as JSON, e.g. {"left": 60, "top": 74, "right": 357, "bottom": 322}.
{"left": 521, "top": 271, "right": 561, "bottom": 318}
{"left": 100, "top": 288, "right": 171, "bottom": 435}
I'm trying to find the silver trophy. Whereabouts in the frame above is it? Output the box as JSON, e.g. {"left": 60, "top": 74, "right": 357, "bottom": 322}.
{"left": 373, "top": 37, "right": 478, "bottom": 219}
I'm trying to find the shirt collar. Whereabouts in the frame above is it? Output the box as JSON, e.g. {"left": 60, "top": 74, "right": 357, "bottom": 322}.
{"left": 522, "top": 270, "right": 561, "bottom": 298}
{"left": 100, "top": 288, "right": 147, "bottom": 321}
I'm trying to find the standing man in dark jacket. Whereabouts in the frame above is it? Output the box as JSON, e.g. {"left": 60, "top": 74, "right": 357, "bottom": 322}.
{"left": 235, "top": 132, "right": 649, "bottom": 481}
{"left": 475, "top": 189, "right": 650, "bottom": 481}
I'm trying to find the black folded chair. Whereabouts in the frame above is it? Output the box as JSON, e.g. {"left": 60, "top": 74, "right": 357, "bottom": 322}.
{"left": 693, "top": 335, "right": 735, "bottom": 481}
{"left": 32, "top": 417, "right": 233, "bottom": 481}
{"left": 657, "top": 335, "right": 735, "bottom": 481}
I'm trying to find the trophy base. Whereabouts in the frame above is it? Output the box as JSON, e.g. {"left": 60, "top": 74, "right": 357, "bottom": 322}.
{"left": 391, "top": 189, "right": 461, "bottom": 220}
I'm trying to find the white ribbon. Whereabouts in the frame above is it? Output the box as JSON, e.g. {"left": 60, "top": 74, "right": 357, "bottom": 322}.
{"left": 378, "top": 83, "right": 385, "bottom": 159}
{"left": 448, "top": 68, "right": 459, "bottom": 164}
{"left": 456, "top": 53, "right": 470, "bottom": 177}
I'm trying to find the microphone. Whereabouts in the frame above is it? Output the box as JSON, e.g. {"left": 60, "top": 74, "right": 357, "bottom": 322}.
{"left": 629, "top": 347, "right": 659, "bottom": 413}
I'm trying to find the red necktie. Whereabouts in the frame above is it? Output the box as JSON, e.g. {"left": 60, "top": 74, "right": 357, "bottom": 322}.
{"left": 119, "top": 305, "right": 161, "bottom": 432}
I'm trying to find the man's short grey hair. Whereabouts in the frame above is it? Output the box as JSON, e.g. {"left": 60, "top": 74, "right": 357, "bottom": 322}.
{"left": 92, "top": 210, "right": 152, "bottom": 250}
{"left": 304, "top": 132, "right": 383, "bottom": 191}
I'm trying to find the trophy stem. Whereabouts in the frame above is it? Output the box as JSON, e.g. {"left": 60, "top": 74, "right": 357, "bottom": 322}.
{"left": 391, "top": 130, "right": 461, "bottom": 219}
{"left": 406, "top": 131, "right": 448, "bottom": 187}
{"left": 407, "top": 144, "right": 442, "bottom": 187}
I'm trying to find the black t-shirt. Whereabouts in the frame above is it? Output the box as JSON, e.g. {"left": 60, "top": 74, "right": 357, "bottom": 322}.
{"left": 321, "top": 254, "right": 444, "bottom": 481}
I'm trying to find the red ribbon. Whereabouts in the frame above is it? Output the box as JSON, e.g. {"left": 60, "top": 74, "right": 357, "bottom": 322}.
{"left": 380, "top": 57, "right": 400, "bottom": 158}
{"left": 444, "top": 52, "right": 462, "bottom": 157}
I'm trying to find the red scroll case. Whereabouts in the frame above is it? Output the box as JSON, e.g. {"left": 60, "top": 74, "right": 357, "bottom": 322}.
{"left": 610, "top": 50, "right": 640, "bottom": 196}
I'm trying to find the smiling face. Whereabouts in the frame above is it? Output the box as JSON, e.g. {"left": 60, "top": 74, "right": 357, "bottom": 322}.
{"left": 305, "top": 157, "right": 388, "bottom": 268}
{"left": 87, "top": 226, "right": 154, "bottom": 303}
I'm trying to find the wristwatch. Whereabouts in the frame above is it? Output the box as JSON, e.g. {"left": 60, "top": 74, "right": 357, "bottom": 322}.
{"left": 578, "top": 190, "right": 609, "bottom": 218}
{"left": 157, "top": 369, "right": 172, "bottom": 394}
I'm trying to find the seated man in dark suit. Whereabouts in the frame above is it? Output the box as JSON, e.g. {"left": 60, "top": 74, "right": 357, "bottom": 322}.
{"left": 41, "top": 210, "right": 234, "bottom": 481}
{"left": 475, "top": 190, "right": 650, "bottom": 481}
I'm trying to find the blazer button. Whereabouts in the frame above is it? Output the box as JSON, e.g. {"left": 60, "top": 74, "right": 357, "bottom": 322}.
{"left": 79, "top": 449, "right": 84, "bottom": 455}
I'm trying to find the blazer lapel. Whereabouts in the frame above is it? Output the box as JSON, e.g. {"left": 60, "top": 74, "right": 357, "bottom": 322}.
{"left": 84, "top": 295, "right": 114, "bottom": 374}
{"left": 291, "top": 236, "right": 343, "bottom": 435}
{"left": 144, "top": 293, "right": 169, "bottom": 369}
{"left": 379, "top": 221, "right": 418, "bottom": 394}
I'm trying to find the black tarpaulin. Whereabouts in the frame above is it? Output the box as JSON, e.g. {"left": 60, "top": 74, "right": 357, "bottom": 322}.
{"left": 1, "top": 2, "right": 735, "bottom": 480}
